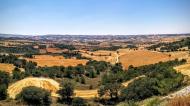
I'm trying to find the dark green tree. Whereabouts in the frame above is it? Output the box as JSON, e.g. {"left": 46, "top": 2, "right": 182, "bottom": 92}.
{"left": 17, "top": 86, "right": 52, "bottom": 106}
{"left": 12, "top": 67, "right": 25, "bottom": 81}
{"left": 0, "top": 84, "right": 8, "bottom": 100}
{"left": 72, "top": 97, "right": 87, "bottom": 106}
{"left": 0, "top": 71, "right": 10, "bottom": 87}
{"left": 80, "top": 76, "right": 86, "bottom": 84}
{"left": 57, "top": 81, "right": 74, "bottom": 103}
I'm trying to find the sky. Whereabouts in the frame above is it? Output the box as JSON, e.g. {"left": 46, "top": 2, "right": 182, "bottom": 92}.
{"left": 0, "top": 0, "right": 190, "bottom": 35}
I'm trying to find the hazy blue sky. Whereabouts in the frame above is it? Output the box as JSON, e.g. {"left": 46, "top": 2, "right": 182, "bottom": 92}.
{"left": 0, "top": 0, "right": 190, "bottom": 35}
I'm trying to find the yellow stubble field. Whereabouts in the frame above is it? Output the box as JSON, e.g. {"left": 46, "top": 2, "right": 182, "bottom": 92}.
{"left": 25, "top": 55, "right": 88, "bottom": 67}
{"left": 0, "top": 63, "right": 15, "bottom": 73}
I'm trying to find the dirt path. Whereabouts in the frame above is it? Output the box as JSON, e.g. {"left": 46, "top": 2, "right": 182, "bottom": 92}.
{"left": 163, "top": 86, "right": 190, "bottom": 99}
{"left": 115, "top": 52, "right": 119, "bottom": 63}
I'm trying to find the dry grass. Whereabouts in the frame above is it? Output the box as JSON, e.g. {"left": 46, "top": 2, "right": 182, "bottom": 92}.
{"left": 80, "top": 50, "right": 117, "bottom": 64}
{"left": 166, "top": 51, "right": 190, "bottom": 76}
{"left": 46, "top": 48, "right": 63, "bottom": 53}
{"left": 167, "top": 96, "right": 190, "bottom": 106}
{"left": 0, "top": 63, "right": 15, "bottom": 73}
{"left": 119, "top": 49, "right": 174, "bottom": 69}
{"left": 164, "top": 51, "right": 189, "bottom": 61}
{"left": 74, "top": 89, "right": 98, "bottom": 99}
{"left": 25, "top": 55, "right": 88, "bottom": 67}
{"left": 174, "top": 64, "right": 190, "bottom": 76}
{"left": 80, "top": 49, "right": 177, "bottom": 69}
{"left": 8, "top": 76, "right": 141, "bottom": 99}
{"left": 8, "top": 77, "right": 60, "bottom": 99}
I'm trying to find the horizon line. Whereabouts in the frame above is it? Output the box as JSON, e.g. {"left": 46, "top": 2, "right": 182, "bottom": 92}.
{"left": 0, "top": 32, "right": 190, "bottom": 36}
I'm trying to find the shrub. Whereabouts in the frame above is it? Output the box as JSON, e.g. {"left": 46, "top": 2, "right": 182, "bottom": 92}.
{"left": 12, "top": 68, "right": 25, "bottom": 81}
{"left": 72, "top": 97, "right": 87, "bottom": 106}
{"left": 16, "top": 86, "right": 52, "bottom": 106}
{"left": 57, "top": 81, "right": 74, "bottom": 103}
{"left": 80, "top": 76, "right": 86, "bottom": 84}
{"left": 0, "top": 71, "right": 10, "bottom": 86}
{"left": 0, "top": 84, "right": 8, "bottom": 100}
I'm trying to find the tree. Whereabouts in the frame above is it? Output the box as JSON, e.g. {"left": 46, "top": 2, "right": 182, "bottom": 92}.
{"left": 75, "top": 64, "right": 85, "bottom": 76}
{"left": 0, "top": 71, "right": 10, "bottom": 100}
{"left": 64, "top": 68, "right": 72, "bottom": 78}
{"left": 86, "top": 66, "right": 96, "bottom": 78}
{"left": 80, "top": 76, "right": 86, "bottom": 84}
{"left": 89, "top": 70, "right": 96, "bottom": 78}
{"left": 58, "top": 81, "right": 74, "bottom": 103}
{"left": 111, "top": 63, "right": 123, "bottom": 73}
{"left": 0, "top": 71, "right": 10, "bottom": 87}
{"left": 31, "top": 69, "right": 43, "bottom": 77}
{"left": 72, "top": 97, "right": 87, "bottom": 106}
{"left": 12, "top": 67, "right": 25, "bottom": 81}
{"left": 120, "top": 77, "right": 158, "bottom": 101}
{"left": 98, "top": 83, "right": 122, "bottom": 99}
{"left": 0, "top": 84, "right": 8, "bottom": 100}
{"left": 23, "top": 53, "right": 33, "bottom": 58}
{"left": 24, "top": 61, "right": 37, "bottom": 75}
{"left": 17, "top": 86, "right": 52, "bottom": 106}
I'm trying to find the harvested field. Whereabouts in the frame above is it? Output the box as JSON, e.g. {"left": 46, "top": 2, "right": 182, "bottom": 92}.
{"left": 8, "top": 77, "right": 60, "bottom": 99}
{"left": 26, "top": 55, "right": 87, "bottom": 67}
{"left": 80, "top": 49, "right": 177, "bottom": 69}
{"left": 74, "top": 89, "right": 98, "bottom": 98}
{"left": 8, "top": 76, "right": 141, "bottom": 99}
{"left": 164, "top": 51, "right": 189, "bottom": 62}
{"left": 174, "top": 64, "right": 190, "bottom": 76}
{"left": 80, "top": 50, "right": 117, "bottom": 64}
{"left": 119, "top": 49, "right": 174, "bottom": 69}
{"left": 46, "top": 48, "right": 63, "bottom": 53}
{"left": 0, "top": 63, "right": 15, "bottom": 73}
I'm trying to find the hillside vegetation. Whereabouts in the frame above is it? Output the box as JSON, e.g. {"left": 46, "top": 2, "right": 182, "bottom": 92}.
{"left": 147, "top": 37, "right": 190, "bottom": 52}
{"left": 0, "top": 52, "right": 189, "bottom": 105}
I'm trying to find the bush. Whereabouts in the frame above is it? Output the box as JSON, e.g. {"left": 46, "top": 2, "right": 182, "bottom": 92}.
{"left": 0, "top": 71, "right": 10, "bottom": 86}
{"left": 120, "top": 66, "right": 184, "bottom": 101}
{"left": 117, "top": 101, "right": 138, "bottom": 106}
{"left": 16, "top": 86, "right": 52, "bottom": 106}
{"left": 57, "top": 81, "right": 74, "bottom": 103}
{"left": 72, "top": 97, "right": 87, "bottom": 106}
{"left": 23, "top": 53, "right": 33, "bottom": 58}
{"left": 12, "top": 67, "right": 25, "bottom": 81}
{"left": 120, "top": 77, "right": 157, "bottom": 101}
{"left": 0, "top": 84, "right": 8, "bottom": 100}
{"left": 80, "top": 76, "right": 86, "bottom": 84}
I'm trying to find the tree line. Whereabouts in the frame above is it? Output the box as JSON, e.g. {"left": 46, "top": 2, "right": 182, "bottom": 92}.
{"left": 0, "top": 45, "right": 39, "bottom": 54}
{"left": 97, "top": 59, "right": 186, "bottom": 105}
{"left": 147, "top": 37, "right": 190, "bottom": 52}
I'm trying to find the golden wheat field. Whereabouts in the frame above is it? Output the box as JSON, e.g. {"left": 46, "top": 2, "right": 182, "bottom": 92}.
{"left": 119, "top": 49, "right": 175, "bottom": 69}
{"left": 174, "top": 64, "right": 190, "bottom": 76}
{"left": 164, "top": 51, "right": 189, "bottom": 60}
{"left": 8, "top": 76, "right": 142, "bottom": 99}
{"left": 0, "top": 63, "right": 15, "bottom": 73}
{"left": 80, "top": 50, "right": 117, "bottom": 64}
{"left": 25, "top": 55, "right": 88, "bottom": 67}
{"left": 81, "top": 49, "right": 177, "bottom": 69}
{"left": 46, "top": 48, "right": 63, "bottom": 53}
{"left": 8, "top": 77, "right": 60, "bottom": 99}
